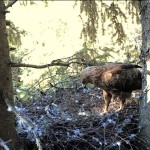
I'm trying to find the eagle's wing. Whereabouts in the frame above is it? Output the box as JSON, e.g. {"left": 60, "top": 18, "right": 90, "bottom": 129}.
{"left": 101, "top": 63, "right": 141, "bottom": 91}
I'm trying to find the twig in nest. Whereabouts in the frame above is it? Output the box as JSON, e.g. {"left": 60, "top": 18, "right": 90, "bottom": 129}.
{"left": 3, "top": 92, "right": 43, "bottom": 150}
{"left": 0, "top": 138, "right": 10, "bottom": 150}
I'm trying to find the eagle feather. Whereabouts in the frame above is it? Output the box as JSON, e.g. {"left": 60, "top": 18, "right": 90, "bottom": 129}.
{"left": 80, "top": 63, "right": 142, "bottom": 112}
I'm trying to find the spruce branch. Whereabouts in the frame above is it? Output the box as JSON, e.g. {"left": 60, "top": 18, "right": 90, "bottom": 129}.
{"left": 5, "top": 0, "right": 18, "bottom": 10}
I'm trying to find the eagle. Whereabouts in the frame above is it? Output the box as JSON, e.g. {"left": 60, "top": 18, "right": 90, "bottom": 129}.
{"left": 80, "top": 63, "right": 142, "bottom": 112}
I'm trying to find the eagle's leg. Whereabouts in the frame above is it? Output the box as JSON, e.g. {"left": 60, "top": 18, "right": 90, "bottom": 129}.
{"left": 117, "top": 98, "right": 126, "bottom": 111}
{"left": 103, "top": 90, "right": 112, "bottom": 112}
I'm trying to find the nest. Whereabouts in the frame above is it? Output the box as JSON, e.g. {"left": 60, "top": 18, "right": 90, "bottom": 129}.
{"left": 16, "top": 88, "right": 143, "bottom": 150}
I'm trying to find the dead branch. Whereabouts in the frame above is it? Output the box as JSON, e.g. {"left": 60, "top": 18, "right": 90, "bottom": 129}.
{"left": 10, "top": 61, "right": 69, "bottom": 69}
{"left": 5, "top": 0, "right": 18, "bottom": 10}
{"left": 10, "top": 59, "right": 86, "bottom": 69}
{"left": 3, "top": 92, "right": 43, "bottom": 150}
{"left": 0, "top": 138, "right": 10, "bottom": 150}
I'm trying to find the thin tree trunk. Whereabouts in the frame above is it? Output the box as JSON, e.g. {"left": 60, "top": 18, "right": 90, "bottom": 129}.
{"left": 0, "top": 1, "right": 18, "bottom": 149}
{"left": 139, "top": 1, "right": 150, "bottom": 149}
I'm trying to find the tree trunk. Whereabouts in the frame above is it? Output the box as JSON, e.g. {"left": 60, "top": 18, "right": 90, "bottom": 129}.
{"left": 139, "top": 1, "right": 150, "bottom": 149}
{"left": 0, "top": 1, "right": 18, "bottom": 149}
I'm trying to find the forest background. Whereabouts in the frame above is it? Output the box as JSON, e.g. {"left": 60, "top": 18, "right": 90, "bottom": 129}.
{"left": 8, "top": 1, "right": 141, "bottom": 101}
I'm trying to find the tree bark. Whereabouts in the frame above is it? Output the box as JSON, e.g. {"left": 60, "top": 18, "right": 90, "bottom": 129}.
{"left": 0, "top": 1, "right": 18, "bottom": 149}
{"left": 139, "top": 1, "right": 150, "bottom": 149}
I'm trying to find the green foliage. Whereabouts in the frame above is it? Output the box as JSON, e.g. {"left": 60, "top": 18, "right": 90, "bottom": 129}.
{"left": 7, "top": 21, "right": 28, "bottom": 101}
{"left": 55, "top": 19, "right": 67, "bottom": 38}
{"left": 18, "top": 0, "right": 49, "bottom": 7}
{"left": 7, "top": 21, "right": 27, "bottom": 48}
{"left": 73, "top": 48, "right": 110, "bottom": 66}
{"left": 79, "top": 0, "right": 140, "bottom": 45}
{"left": 80, "top": 1, "right": 99, "bottom": 45}
{"left": 125, "top": 0, "right": 140, "bottom": 24}
{"left": 101, "top": 2, "right": 127, "bottom": 44}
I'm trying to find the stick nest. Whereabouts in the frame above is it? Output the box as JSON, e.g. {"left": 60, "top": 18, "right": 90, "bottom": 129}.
{"left": 16, "top": 88, "right": 143, "bottom": 150}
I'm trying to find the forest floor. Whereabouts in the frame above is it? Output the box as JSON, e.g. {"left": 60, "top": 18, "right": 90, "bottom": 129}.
{"left": 15, "top": 87, "right": 143, "bottom": 150}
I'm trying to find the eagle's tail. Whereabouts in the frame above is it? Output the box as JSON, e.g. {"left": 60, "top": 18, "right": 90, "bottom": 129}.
{"left": 133, "top": 64, "right": 142, "bottom": 68}
{"left": 120, "top": 63, "right": 142, "bottom": 69}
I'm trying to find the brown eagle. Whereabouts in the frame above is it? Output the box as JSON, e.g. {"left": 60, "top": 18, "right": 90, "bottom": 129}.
{"left": 80, "top": 63, "right": 142, "bottom": 112}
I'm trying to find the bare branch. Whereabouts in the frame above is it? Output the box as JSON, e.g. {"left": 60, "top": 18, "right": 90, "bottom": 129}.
{"left": 5, "top": 0, "right": 18, "bottom": 10}
{"left": 3, "top": 92, "right": 43, "bottom": 150}
{"left": 9, "top": 47, "right": 16, "bottom": 51}
{"left": 10, "top": 59, "right": 86, "bottom": 69}
{"left": 10, "top": 61, "right": 69, "bottom": 69}
{"left": 0, "top": 138, "right": 10, "bottom": 150}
